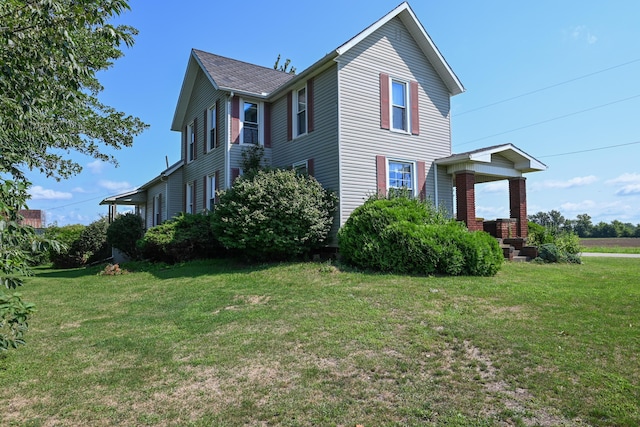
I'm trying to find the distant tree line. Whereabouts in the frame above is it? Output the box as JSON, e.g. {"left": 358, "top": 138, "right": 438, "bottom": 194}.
{"left": 529, "top": 210, "right": 640, "bottom": 238}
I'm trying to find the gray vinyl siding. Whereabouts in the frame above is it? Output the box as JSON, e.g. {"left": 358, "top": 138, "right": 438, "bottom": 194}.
{"left": 166, "top": 172, "right": 184, "bottom": 219}
{"left": 337, "top": 16, "right": 454, "bottom": 225}
{"left": 144, "top": 182, "right": 164, "bottom": 227}
{"left": 270, "top": 65, "right": 341, "bottom": 242}
{"left": 181, "top": 68, "right": 227, "bottom": 212}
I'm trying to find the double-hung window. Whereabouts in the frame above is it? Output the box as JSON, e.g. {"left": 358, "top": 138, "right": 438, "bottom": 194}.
{"left": 391, "top": 80, "right": 408, "bottom": 132}
{"left": 153, "top": 194, "right": 161, "bottom": 226}
{"left": 292, "top": 160, "right": 308, "bottom": 175}
{"left": 208, "top": 106, "right": 217, "bottom": 150}
{"left": 186, "top": 182, "right": 194, "bottom": 214}
{"left": 388, "top": 160, "right": 414, "bottom": 195}
{"left": 295, "top": 86, "right": 307, "bottom": 137}
{"left": 243, "top": 102, "right": 259, "bottom": 144}
{"left": 187, "top": 122, "right": 195, "bottom": 162}
{"left": 207, "top": 174, "right": 216, "bottom": 210}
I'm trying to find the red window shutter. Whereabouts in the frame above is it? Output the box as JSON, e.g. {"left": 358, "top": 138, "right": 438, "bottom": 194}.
{"left": 264, "top": 102, "right": 272, "bottom": 148}
{"left": 203, "top": 109, "right": 208, "bottom": 154}
{"left": 417, "top": 161, "right": 426, "bottom": 200}
{"left": 203, "top": 175, "right": 207, "bottom": 210}
{"left": 231, "top": 167, "right": 240, "bottom": 183}
{"left": 231, "top": 97, "right": 240, "bottom": 144}
{"left": 410, "top": 80, "right": 420, "bottom": 135}
{"left": 307, "top": 78, "right": 315, "bottom": 133}
{"left": 307, "top": 158, "right": 315, "bottom": 177}
{"left": 376, "top": 155, "right": 387, "bottom": 197}
{"left": 193, "top": 117, "right": 198, "bottom": 160}
{"left": 287, "top": 91, "right": 293, "bottom": 141}
{"left": 379, "top": 73, "right": 390, "bottom": 130}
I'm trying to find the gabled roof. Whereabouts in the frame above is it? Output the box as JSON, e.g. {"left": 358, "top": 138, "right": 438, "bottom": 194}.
{"left": 172, "top": 2, "right": 463, "bottom": 131}
{"left": 335, "top": 2, "right": 464, "bottom": 96}
{"left": 435, "top": 144, "right": 547, "bottom": 183}
{"left": 171, "top": 51, "right": 294, "bottom": 131}
{"left": 99, "top": 160, "right": 184, "bottom": 206}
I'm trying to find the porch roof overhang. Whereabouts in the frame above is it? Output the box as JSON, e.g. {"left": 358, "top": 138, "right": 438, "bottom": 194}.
{"left": 100, "top": 189, "right": 146, "bottom": 206}
{"left": 435, "top": 144, "right": 547, "bottom": 184}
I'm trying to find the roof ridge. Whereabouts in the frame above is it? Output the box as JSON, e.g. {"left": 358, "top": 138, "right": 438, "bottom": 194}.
{"left": 192, "top": 48, "right": 291, "bottom": 76}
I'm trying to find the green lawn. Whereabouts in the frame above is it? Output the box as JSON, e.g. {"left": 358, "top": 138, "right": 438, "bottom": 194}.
{"left": 1, "top": 258, "right": 639, "bottom": 426}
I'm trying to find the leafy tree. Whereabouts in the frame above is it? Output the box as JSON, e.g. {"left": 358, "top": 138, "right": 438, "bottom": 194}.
{"left": 273, "top": 54, "right": 296, "bottom": 74}
{"left": 0, "top": 0, "right": 146, "bottom": 350}
{"left": 574, "top": 213, "right": 593, "bottom": 237}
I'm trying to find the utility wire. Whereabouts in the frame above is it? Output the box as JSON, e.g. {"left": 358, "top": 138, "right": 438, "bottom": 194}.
{"left": 538, "top": 140, "right": 640, "bottom": 158}
{"left": 454, "top": 93, "right": 640, "bottom": 148}
{"left": 454, "top": 57, "right": 640, "bottom": 116}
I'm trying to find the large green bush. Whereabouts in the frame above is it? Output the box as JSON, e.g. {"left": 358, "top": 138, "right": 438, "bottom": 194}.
{"left": 212, "top": 169, "right": 337, "bottom": 261}
{"left": 44, "top": 219, "right": 111, "bottom": 268}
{"left": 106, "top": 213, "right": 145, "bottom": 260}
{"left": 338, "top": 196, "right": 502, "bottom": 276}
{"left": 138, "top": 213, "right": 222, "bottom": 263}
{"left": 528, "top": 221, "right": 582, "bottom": 264}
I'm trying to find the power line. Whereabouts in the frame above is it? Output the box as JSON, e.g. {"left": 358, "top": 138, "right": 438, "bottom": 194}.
{"left": 538, "top": 140, "right": 640, "bottom": 158}
{"left": 454, "top": 93, "right": 640, "bottom": 148}
{"left": 454, "top": 57, "right": 640, "bottom": 117}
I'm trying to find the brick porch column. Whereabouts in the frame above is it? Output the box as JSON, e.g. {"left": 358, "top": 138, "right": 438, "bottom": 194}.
{"left": 456, "top": 171, "right": 480, "bottom": 231}
{"left": 509, "top": 177, "right": 527, "bottom": 238}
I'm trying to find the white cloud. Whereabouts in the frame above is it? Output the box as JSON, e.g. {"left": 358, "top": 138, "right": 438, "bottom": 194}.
{"left": 570, "top": 25, "right": 597, "bottom": 45}
{"left": 616, "top": 184, "right": 640, "bottom": 196}
{"left": 98, "top": 180, "right": 134, "bottom": 194}
{"left": 533, "top": 175, "right": 598, "bottom": 190}
{"left": 86, "top": 160, "right": 106, "bottom": 174}
{"left": 72, "top": 187, "right": 91, "bottom": 193}
{"left": 606, "top": 173, "right": 640, "bottom": 185}
{"left": 606, "top": 173, "right": 640, "bottom": 196}
{"left": 477, "top": 181, "right": 508, "bottom": 194}
{"left": 560, "top": 200, "right": 597, "bottom": 212}
{"left": 29, "top": 186, "right": 73, "bottom": 201}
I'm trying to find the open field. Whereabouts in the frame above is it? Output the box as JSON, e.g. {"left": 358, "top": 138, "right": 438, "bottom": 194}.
{"left": 1, "top": 258, "right": 639, "bottom": 426}
{"left": 581, "top": 238, "right": 640, "bottom": 254}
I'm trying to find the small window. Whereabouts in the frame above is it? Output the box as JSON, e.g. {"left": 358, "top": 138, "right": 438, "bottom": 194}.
{"left": 292, "top": 160, "right": 308, "bottom": 175}
{"left": 207, "top": 175, "right": 216, "bottom": 210}
{"left": 186, "top": 182, "right": 194, "bottom": 214}
{"left": 208, "top": 106, "right": 217, "bottom": 150}
{"left": 243, "top": 102, "right": 259, "bottom": 145}
{"left": 153, "top": 194, "right": 161, "bottom": 226}
{"left": 388, "top": 160, "right": 414, "bottom": 195}
{"left": 187, "top": 122, "right": 195, "bottom": 162}
{"left": 295, "top": 87, "right": 307, "bottom": 137}
{"left": 391, "top": 80, "right": 407, "bottom": 131}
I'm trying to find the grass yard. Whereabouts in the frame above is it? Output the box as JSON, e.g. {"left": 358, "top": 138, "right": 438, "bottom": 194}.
{"left": 1, "top": 258, "right": 639, "bottom": 426}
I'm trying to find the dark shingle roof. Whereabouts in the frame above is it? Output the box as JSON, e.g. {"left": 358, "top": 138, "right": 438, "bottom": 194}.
{"left": 193, "top": 49, "right": 295, "bottom": 96}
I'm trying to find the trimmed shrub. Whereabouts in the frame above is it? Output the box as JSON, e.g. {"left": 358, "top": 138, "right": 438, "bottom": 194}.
{"left": 106, "top": 213, "right": 144, "bottom": 260}
{"left": 338, "top": 196, "right": 450, "bottom": 271}
{"left": 138, "top": 213, "right": 222, "bottom": 263}
{"left": 212, "top": 169, "right": 337, "bottom": 261}
{"left": 339, "top": 196, "right": 502, "bottom": 276}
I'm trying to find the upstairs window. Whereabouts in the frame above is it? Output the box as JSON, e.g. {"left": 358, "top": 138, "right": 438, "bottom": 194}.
{"left": 391, "top": 80, "right": 407, "bottom": 131}
{"left": 243, "top": 102, "right": 259, "bottom": 144}
{"left": 295, "top": 87, "right": 307, "bottom": 137}
{"left": 208, "top": 106, "right": 217, "bottom": 150}
{"left": 187, "top": 122, "right": 195, "bottom": 162}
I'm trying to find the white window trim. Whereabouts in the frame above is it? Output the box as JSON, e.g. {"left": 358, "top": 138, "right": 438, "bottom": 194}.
{"left": 293, "top": 84, "right": 308, "bottom": 138}
{"left": 153, "top": 194, "right": 161, "bottom": 226}
{"left": 207, "top": 174, "right": 216, "bottom": 210}
{"left": 292, "top": 159, "right": 308, "bottom": 175}
{"left": 389, "top": 77, "right": 411, "bottom": 134}
{"left": 185, "top": 182, "right": 194, "bottom": 214}
{"left": 207, "top": 105, "right": 217, "bottom": 152}
{"left": 387, "top": 158, "right": 416, "bottom": 196}
{"left": 240, "top": 99, "right": 262, "bottom": 146}
{"left": 187, "top": 122, "right": 195, "bottom": 162}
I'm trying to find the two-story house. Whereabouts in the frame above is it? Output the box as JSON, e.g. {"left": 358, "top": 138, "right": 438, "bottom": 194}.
{"left": 101, "top": 2, "right": 546, "bottom": 244}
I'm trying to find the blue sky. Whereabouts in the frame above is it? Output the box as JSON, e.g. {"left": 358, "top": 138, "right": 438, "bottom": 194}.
{"left": 27, "top": 0, "right": 640, "bottom": 227}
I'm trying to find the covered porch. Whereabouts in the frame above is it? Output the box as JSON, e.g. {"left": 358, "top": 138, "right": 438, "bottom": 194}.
{"left": 100, "top": 189, "right": 147, "bottom": 223}
{"left": 435, "top": 144, "right": 547, "bottom": 241}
